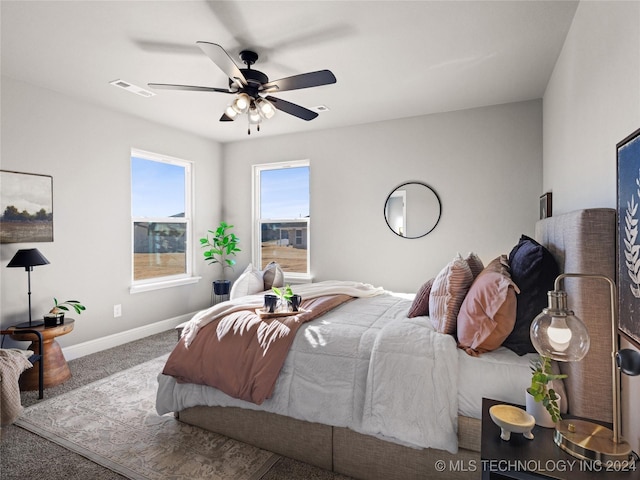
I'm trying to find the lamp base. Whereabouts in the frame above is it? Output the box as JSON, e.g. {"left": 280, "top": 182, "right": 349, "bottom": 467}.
{"left": 554, "top": 419, "right": 634, "bottom": 466}
{"left": 13, "top": 320, "right": 44, "bottom": 329}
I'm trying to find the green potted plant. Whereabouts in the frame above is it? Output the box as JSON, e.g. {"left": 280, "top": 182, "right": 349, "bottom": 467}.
{"left": 272, "top": 285, "right": 303, "bottom": 312}
{"left": 526, "top": 355, "right": 567, "bottom": 427}
{"left": 200, "top": 221, "right": 241, "bottom": 295}
{"left": 44, "top": 298, "right": 86, "bottom": 327}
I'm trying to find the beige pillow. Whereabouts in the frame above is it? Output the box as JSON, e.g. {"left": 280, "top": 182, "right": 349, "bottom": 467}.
{"left": 230, "top": 264, "right": 264, "bottom": 300}
{"left": 457, "top": 267, "right": 519, "bottom": 356}
{"left": 429, "top": 254, "right": 474, "bottom": 334}
{"left": 464, "top": 252, "right": 484, "bottom": 279}
{"left": 408, "top": 278, "right": 434, "bottom": 318}
{"left": 262, "top": 262, "right": 284, "bottom": 290}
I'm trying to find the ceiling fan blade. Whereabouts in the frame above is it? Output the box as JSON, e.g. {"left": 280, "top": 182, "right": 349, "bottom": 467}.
{"left": 148, "top": 83, "right": 233, "bottom": 94}
{"left": 262, "top": 70, "right": 336, "bottom": 93}
{"left": 265, "top": 96, "right": 318, "bottom": 121}
{"left": 196, "top": 41, "right": 247, "bottom": 87}
{"left": 220, "top": 113, "right": 235, "bottom": 122}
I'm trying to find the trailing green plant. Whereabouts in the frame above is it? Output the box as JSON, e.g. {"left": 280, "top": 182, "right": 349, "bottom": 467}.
{"left": 528, "top": 355, "right": 567, "bottom": 423}
{"left": 200, "top": 221, "right": 241, "bottom": 273}
{"left": 49, "top": 298, "right": 86, "bottom": 315}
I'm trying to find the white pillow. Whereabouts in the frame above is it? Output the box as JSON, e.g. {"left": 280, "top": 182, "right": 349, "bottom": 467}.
{"left": 230, "top": 264, "right": 264, "bottom": 300}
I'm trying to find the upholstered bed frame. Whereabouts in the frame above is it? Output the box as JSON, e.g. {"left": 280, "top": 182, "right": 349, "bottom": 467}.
{"left": 176, "top": 208, "right": 616, "bottom": 480}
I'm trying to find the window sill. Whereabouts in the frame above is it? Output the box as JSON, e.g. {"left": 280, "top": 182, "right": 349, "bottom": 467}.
{"left": 130, "top": 276, "right": 202, "bottom": 294}
{"left": 284, "top": 274, "right": 313, "bottom": 285}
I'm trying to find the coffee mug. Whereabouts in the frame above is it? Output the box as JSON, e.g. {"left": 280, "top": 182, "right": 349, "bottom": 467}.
{"left": 264, "top": 294, "right": 278, "bottom": 313}
{"left": 290, "top": 294, "right": 302, "bottom": 312}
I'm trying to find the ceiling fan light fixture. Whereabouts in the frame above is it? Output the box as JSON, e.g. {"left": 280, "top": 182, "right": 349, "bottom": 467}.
{"left": 224, "top": 105, "right": 239, "bottom": 120}
{"left": 231, "top": 93, "right": 251, "bottom": 114}
{"left": 255, "top": 97, "right": 276, "bottom": 119}
{"left": 248, "top": 103, "right": 262, "bottom": 125}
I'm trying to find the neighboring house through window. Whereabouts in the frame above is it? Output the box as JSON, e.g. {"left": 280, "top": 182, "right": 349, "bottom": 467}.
{"left": 253, "top": 160, "right": 310, "bottom": 282}
{"left": 130, "top": 148, "right": 196, "bottom": 293}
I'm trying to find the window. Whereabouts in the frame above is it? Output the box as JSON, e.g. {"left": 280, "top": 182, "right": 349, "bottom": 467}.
{"left": 253, "top": 160, "right": 310, "bottom": 281}
{"left": 130, "top": 149, "right": 196, "bottom": 292}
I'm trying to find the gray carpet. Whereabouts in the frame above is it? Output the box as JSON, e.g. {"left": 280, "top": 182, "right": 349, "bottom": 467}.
{"left": 1, "top": 329, "right": 351, "bottom": 480}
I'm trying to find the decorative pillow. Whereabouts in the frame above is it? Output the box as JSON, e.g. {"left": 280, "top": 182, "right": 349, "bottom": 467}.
{"left": 408, "top": 278, "right": 435, "bottom": 318}
{"left": 456, "top": 265, "right": 520, "bottom": 356}
{"left": 502, "top": 235, "right": 559, "bottom": 355}
{"left": 229, "top": 264, "right": 264, "bottom": 300}
{"left": 483, "top": 254, "right": 510, "bottom": 276}
{"left": 429, "top": 254, "right": 474, "bottom": 334}
{"left": 464, "top": 252, "right": 484, "bottom": 279}
{"left": 262, "top": 262, "right": 284, "bottom": 290}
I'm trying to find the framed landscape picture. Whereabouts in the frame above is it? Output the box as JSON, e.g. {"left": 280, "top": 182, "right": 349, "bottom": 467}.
{"left": 617, "top": 127, "right": 640, "bottom": 347}
{"left": 0, "top": 170, "right": 53, "bottom": 243}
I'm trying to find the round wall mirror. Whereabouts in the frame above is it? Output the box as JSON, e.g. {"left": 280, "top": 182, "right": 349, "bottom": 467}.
{"left": 384, "top": 182, "right": 441, "bottom": 238}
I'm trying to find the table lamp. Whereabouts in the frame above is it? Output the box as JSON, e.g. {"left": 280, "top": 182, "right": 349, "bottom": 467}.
{"left": 7, "top": 248, "right": 50, "bottom": 328}
{"left": 530, "top": 273, "right": 640, "bottom": 465}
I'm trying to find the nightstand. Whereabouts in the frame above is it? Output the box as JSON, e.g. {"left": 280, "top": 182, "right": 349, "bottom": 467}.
{"left": 8, "top": 319, "right": 75, "bottom": 390}
{"left": 481, "top": 398, "right": 637, "bottom": 479}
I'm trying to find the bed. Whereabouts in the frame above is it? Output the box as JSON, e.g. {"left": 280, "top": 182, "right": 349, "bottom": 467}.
{"left": 156, "top": 208, "right": 616, "bottom": 480}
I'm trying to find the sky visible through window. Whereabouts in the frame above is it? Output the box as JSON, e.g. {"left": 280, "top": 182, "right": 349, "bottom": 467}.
{"left": 261, "top": 166, "right": 309, "bottom": 219}
{"left": 131, "top": 157, "right": 185, "bottom": 217}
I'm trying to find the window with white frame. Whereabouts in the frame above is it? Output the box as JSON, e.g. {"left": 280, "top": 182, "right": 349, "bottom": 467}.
{"left": 130, "top": 149, "right": 195, "bottom": 292}
{"left": 253, "top": 160, "right": 310, "bottom": 281}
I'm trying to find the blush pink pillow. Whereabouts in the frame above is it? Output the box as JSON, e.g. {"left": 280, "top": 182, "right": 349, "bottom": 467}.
{"left": 456, "top": 267, "right": 519, "bottom": 356}
{"left": 429, "top": 254, "right": 474, "bottom": 334}
{"left": 408, "top": 278, "right": 434, "bottom": 318}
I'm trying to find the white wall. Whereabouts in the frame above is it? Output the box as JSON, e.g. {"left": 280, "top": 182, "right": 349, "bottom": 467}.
{"left": 1, "top": 77, "right": 223, "bottom": 349}
{"left": 543, "top": 0, "right": 640, "bottom": 215}
{"left": 223, "top": 100, "right": 543, "bottom": 293}
{"left": 543, "top": 0, "right": 640, "bottom": 454}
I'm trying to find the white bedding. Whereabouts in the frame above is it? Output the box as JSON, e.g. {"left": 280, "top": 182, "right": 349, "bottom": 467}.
{"left": 157, "top": 291, "right": 535, "bottom": 453}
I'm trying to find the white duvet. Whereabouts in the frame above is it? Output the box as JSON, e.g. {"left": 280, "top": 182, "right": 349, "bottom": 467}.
{"left": 157, "top": 288, "right": 461, "bottom": 453}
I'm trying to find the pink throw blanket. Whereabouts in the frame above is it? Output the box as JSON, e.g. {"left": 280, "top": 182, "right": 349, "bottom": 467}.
{"left": 163, "top": 294, "right": 353, "bottom": 404}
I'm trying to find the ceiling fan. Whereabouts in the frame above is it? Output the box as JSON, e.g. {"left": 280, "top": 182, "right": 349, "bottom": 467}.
{"left": 148, "top": 42, "right": 337, "bottom": 134}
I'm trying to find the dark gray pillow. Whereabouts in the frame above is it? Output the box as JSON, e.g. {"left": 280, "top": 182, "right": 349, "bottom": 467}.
{"left": 502, "top": 235, "right": 559, "bottom": 355}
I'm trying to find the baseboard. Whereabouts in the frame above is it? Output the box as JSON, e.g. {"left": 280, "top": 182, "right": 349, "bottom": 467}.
{"left": 62, "top": 313, "right": 193, "bottom": 361}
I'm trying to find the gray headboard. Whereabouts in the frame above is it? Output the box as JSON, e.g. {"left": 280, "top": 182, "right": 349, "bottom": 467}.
{"left": 535, "top": 208, "right": 616, "bottom": 423}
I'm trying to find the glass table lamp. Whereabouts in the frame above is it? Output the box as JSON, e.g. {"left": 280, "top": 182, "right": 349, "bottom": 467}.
{"left": 530, "top": 273, "right": 639, "bottom": 466}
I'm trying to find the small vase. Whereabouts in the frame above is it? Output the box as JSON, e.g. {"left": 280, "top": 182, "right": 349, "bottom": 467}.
{"left": 525, "top": 391, "right": 559, "bottom": 428}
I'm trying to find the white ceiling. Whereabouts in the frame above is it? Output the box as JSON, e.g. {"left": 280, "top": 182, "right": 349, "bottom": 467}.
{"left": 1, "top": 1, "right": 579, "bottom": 144}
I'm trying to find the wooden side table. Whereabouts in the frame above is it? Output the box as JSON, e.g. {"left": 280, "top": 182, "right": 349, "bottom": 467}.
{"left": 9, "top": 318, "right": 75, "bottom": 390}
{"left": 481, "top": 398, "right": 637, "bottom": 479}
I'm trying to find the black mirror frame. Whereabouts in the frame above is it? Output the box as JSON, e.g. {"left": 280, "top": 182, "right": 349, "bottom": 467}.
{"left": 384, "top": 181, "right": 442, "bottom": 239}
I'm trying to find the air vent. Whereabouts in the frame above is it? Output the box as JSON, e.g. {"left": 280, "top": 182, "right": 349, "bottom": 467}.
{"left": 109, "top": 79, "right": 156, "bottom": 97}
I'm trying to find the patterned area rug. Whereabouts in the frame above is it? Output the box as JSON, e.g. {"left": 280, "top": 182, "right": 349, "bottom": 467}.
{"left": 15, "top": 355, "right": 280, "bottom": 480}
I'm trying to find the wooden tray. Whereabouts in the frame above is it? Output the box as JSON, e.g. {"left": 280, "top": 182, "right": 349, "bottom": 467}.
{"left": 255, "top": 308, "right": 309, "bottom": 319}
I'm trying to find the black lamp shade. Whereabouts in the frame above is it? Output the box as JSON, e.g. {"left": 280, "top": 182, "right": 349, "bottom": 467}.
{"left": 7, "top": 248, "right": 50, "bottom": 269}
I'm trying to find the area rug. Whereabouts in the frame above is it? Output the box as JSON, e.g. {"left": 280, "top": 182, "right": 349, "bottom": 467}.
{"left": 15, "top": 354, "right": 280, "bottom": 480}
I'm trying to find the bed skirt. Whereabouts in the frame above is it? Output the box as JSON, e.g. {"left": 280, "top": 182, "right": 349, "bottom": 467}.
{"left": 177, "top": 406, "right": 481, "bottom": 480}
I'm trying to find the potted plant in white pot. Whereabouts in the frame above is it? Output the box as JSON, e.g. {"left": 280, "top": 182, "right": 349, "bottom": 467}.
{"left": 200, "top": 221, "right": 241, "bottom": 296}
{"left": 526, "top": 355, "right": 567, "bottom": 427}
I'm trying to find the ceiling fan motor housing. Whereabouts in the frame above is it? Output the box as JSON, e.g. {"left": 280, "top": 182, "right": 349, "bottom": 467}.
{"left": 230, "top": 69, "right": 269, "bottom": 98}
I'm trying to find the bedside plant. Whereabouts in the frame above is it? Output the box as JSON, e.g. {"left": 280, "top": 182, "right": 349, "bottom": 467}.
{"left": 527, "top": 355, "right": 567, "bottom": 423}
{"left": 45, "top": 298, "right": 86, "bottom": 327}
{"left": 49, "top": 298, "right": 86, "bottom": 316}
